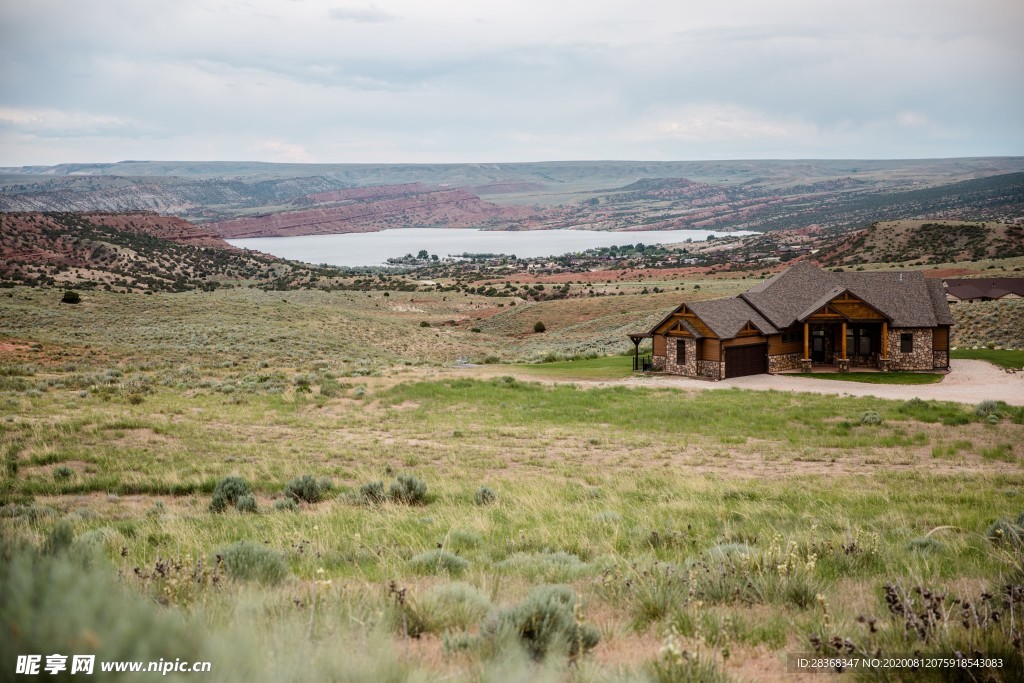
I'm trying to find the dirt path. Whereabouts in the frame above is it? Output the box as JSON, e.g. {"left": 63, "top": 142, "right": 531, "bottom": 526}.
{"left": 467, "top": 359, "right": 1023, "bottom": 406}
{"left": 622, "top": 359, "right": 1024, "bottom": 406}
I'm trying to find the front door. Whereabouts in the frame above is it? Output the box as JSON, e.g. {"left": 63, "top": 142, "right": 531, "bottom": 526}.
{"left": 811, "top": 334, "right": 826, "bottom": 363}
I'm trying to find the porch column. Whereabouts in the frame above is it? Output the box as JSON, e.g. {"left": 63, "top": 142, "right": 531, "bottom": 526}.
{"left": 803, "top": 322, "right": 809, "bottom": 360}
{"left": 881, "top": 321, "right": 888, "bottom": 359}
{"left": 841, "top": 321, "right": 847, "bottom": 360}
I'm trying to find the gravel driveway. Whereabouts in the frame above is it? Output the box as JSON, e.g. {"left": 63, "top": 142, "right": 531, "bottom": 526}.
{"left": 626, "top": 359, "right": 1024, "bottom": 406}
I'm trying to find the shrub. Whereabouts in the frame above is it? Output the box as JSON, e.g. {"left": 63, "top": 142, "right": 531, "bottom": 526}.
{"left": 408, "top": 549, "right": 469, "bottom": 576}
{"left": 860, "top": 411, "right": 882, "bottom": 425}
{"left": 60, "top": 290, "right": 81, "bottom": 305}
{"left": 209, "top": 476, "right": 252, "bottom": 513}
{"left": 217, "top": 541, "right": 289, "bottom": 584}
{"left": 235, "top": 494, "right": 258, "bottom": 513}
{"left": 285, "top": 474, "right": 330, "bottom": 504}
{"left": 976, "top": 400, "right": 1006, "bottom": 418}
{"left": 1, "top": 542, "right": 204, "bottom": 673}
{"left": 495, "top": 584, "right": 599, "bottom": 661}
{"left": 534, "top": 321, "right": 546, "bottom": 333}
{"left": 360, "top": 480, "right": 387, "bottom": 504}
{"left": 419, "top": 321, "right": 430, "bottom": 327}
{"left": 475, "top": 485, "right": 497, "bottom": 506}
{"left": 986, "top": 519, "right": 1024, "bottom": 547}
{"left": 274, "top": 498, "right": 299, "bottom": 512}
{"left": 52, "top": 465, "right": 74, "bottom": 481}
{"left": 389, "top": 474, "right": 427, "bottom": 505}
{"left": 411, "top": 582, "right": 491, "bottom": 634}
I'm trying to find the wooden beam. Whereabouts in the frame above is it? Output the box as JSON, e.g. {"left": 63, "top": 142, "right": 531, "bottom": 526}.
{"left": 803, "top": 322, "right": 809, "bottom": 360}
{"left": 881, "top": 321, "right": 888, "bottom": 358}
{"left": 841, "top": 321, "right": 847, "bottom": 360}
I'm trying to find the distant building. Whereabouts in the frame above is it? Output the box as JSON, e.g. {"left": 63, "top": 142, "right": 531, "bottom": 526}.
{"left": 944, "top": 278, "right": 1024, "bottom": 303}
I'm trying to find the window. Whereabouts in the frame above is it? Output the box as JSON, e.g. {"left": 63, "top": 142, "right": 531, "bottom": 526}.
{"left": 782, "top": 326, "right": 801, "bottom": 343}
{"left": 900, "top": 333, "right": 913, "bottom": 353}
{"left": 845, "top": 326, "right": 876, "bottom": 356}
{"left": 676, "top": 340, "right": 686, "bottom": 364}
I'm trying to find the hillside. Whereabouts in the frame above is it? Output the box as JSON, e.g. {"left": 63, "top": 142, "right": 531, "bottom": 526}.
{"left": 208, "top": 184, "right": 542, "bottom": 238}
{"left": 0, "top": 212, "right": 337, "bottom": 293}
{"left": 819, "top": 219, "right": 1024, "bottom": 267}
{"left": 3, "top": 159, "right": 1023, "bottom": 236}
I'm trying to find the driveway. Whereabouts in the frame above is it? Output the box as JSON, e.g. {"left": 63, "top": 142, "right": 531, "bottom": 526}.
{"left": 625, "top": 359, "right": 1024, "bottom": 406}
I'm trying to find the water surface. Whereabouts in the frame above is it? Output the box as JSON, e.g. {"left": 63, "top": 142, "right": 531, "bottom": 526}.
{"left": 228, "top": 227, "right": 750, "bottom": 267}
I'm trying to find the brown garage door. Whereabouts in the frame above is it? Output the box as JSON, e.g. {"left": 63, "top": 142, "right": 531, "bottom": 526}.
{"left": 725, "top": 344, "right": 767, "bottom": 378}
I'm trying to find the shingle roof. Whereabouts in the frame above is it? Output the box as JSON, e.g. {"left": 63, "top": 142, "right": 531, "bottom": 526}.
{"left": 740, "top": 263, "right": 952, "bottom": 329}
{"left": 687, "top": 298, "right": 779, "bottom": 338}
{"left": 945, "top": 278, "right": 1024, "bottom": 300}
{"left": 644, "top": 263, "right": 952, "bottom": 341}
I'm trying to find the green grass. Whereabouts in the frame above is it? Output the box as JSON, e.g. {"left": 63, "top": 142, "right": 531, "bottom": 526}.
{"left": 3, "top": 282, "right": 1024, "bottom": 682}
{"left": 952, "top": 348, "right": 1024, "bottom": 370}
{"left": 512, "top": 354, "right": 635, "bottom": 380}
{"left": 786, "top": 371, "right": 945, "bottom": 384}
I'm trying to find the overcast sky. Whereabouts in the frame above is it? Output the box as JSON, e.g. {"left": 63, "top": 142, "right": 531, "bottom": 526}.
{"left": 1, "top": 0, "right": 1021, "bottom": 166}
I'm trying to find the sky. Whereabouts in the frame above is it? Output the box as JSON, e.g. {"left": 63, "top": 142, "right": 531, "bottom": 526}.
{"left": 1, "top": 0, "right": 1022, "bottom": 166}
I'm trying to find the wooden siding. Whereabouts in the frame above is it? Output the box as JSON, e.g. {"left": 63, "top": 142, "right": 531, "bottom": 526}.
{"left": 722, "top": 334, "right": 767, "bottom": 348}
{"left": 768, "top": 334, "right": 802, "bottom": 355}
{"left": 699, "top": 339, "right": 720, "bottom": 361}
{"left": 933, "top": 326, "right": 949, "bottom": 351}
{"left": 830, "top": 300, "right": 886, "bottom": 321}
{"left": 653, "top": 334, "right": 666, "bottom": 357}
{"left": 652, "top": 303, "right": 719, "bottom": 339}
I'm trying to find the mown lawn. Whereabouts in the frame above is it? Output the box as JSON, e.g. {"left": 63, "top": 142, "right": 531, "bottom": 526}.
{"left": 511, "top": 354, "right": 636, "bottom": 380}
{"left": 784, "top": 371, "right": 945, "bottom": 385}
{"left": 952, "top": 348, "right": 1024, "bottom": 370}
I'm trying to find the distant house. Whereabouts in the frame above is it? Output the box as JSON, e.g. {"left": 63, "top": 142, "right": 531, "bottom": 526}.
{"left": 628, "top": 262, "right": 953, "bottom": 379}
{"left": 944, "top": 278, "right": 1024, "bottom": 303}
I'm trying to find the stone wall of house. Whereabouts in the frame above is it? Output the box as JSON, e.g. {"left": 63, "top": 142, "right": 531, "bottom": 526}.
{"left": 768, "top": 352, "right": 802, "bottom": 373}
{"left": 697, "top": 360, "right": 722, "bottom": 379}
{"left": 933, "top": 350, "right": 949, "bottom": 369}
{"left": 888, "top": 328, "right": 934, "bottom": 370}
{"left": 651, "top": 355, "right": 665, "bottom": 371}
{"left": 663, "top": 338, "right": 697, "bottom": 376}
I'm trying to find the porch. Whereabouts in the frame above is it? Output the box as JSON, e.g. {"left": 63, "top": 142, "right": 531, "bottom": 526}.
{"left": 628, "top": 332, "right": 653, "bottom": 372}
{"left": 798, "top": 319, "right": 891, "bottom": 373}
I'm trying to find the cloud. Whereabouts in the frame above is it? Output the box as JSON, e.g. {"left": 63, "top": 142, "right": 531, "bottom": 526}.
{"left": 253, "top": 140, "right": 314, "bottom": 163}
{"left": 328, "top": 4, "right": 395, "bottom": 23}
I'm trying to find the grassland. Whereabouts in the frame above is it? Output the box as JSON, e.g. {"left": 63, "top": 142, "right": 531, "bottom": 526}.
{"left": 781, "top": 372, "right": 946, "bottom": 385}
{"left": 952, "top": 348, "right": 1024, "bottom": 370}
{"left": 3, "top": 284, "right": 1024, "bottom": 681}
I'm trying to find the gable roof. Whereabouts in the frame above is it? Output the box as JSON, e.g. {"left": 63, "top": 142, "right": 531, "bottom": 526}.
{"left": 740, "top": 262, "right": 951, "bottom": 329}
{"left": 688, "top": 298, "right": 779, "bottom": 338}
{"left": 944, "top": 278, "right": 1024, "bottom": 300}
{"left": 647, "top": 262, "right": 953, "bottom": 340}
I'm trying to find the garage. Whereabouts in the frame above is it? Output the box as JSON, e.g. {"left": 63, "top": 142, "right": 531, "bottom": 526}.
{"left": 724, "top": 344, "right": 767, "bottom": 378}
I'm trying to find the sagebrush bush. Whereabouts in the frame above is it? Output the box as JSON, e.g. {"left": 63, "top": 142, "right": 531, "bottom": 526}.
{"left": 209, "top": 476, "right": 252, "bottom": 513}
{"left": 474, "top": 485, "right": 497, "bottom": 506}
{"left": 274, "top": 498, "right": 299, "bottom": 512}
{"left": 986, "top": 519, "right": 1024, "bottom": 548}
{"left": 60, "top": 290, "right": 81, "bottom": 304}
{"left": 1, "top": 541, "right": 205, "bottom": 675}
{"left": 389, "top": 474, "right": 428, "bottom": 505}
{"left": 217, "top": 541, "right": 289, "bottom": 584}
{"left": 285, "top": 474, "right": 330, "bottom": 504}
{"left": 976, "top": 400, "right": 1006, "bottom": 418}
{"left": 408, "top": 549, "right": 469, "bottom": 575}
{"left": 400, "top": 582, "right": 491, "bottom": 636}
{"left": 860, "top": 411, "right": 882, "bottom": 425}
{"left": 495, "top": 584, "right": 599, "bottom": 661}
{"left": 359, "top": 480, "right": 386, "bottom": 504}
{"left": 52, "top": 465, "right": 73, "bottom": 481}
{"left": 235, "top": 494, "right": 258, "bottom": 513}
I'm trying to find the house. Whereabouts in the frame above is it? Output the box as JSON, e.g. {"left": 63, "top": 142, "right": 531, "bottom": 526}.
{"left": 944, "top": 278, "right": 1024, "bottom": 303}
{"left": 628, "top": 262, "right": 953, "bottom": 379}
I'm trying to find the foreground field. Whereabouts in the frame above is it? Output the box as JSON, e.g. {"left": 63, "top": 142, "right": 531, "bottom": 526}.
{"left": 3, "top": 285, "right": 1024, "bottom": 681}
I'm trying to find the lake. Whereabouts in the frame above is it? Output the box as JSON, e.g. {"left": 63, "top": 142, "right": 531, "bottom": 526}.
{"left": 227, "top": 228, "right": 751, "bottom": 267}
